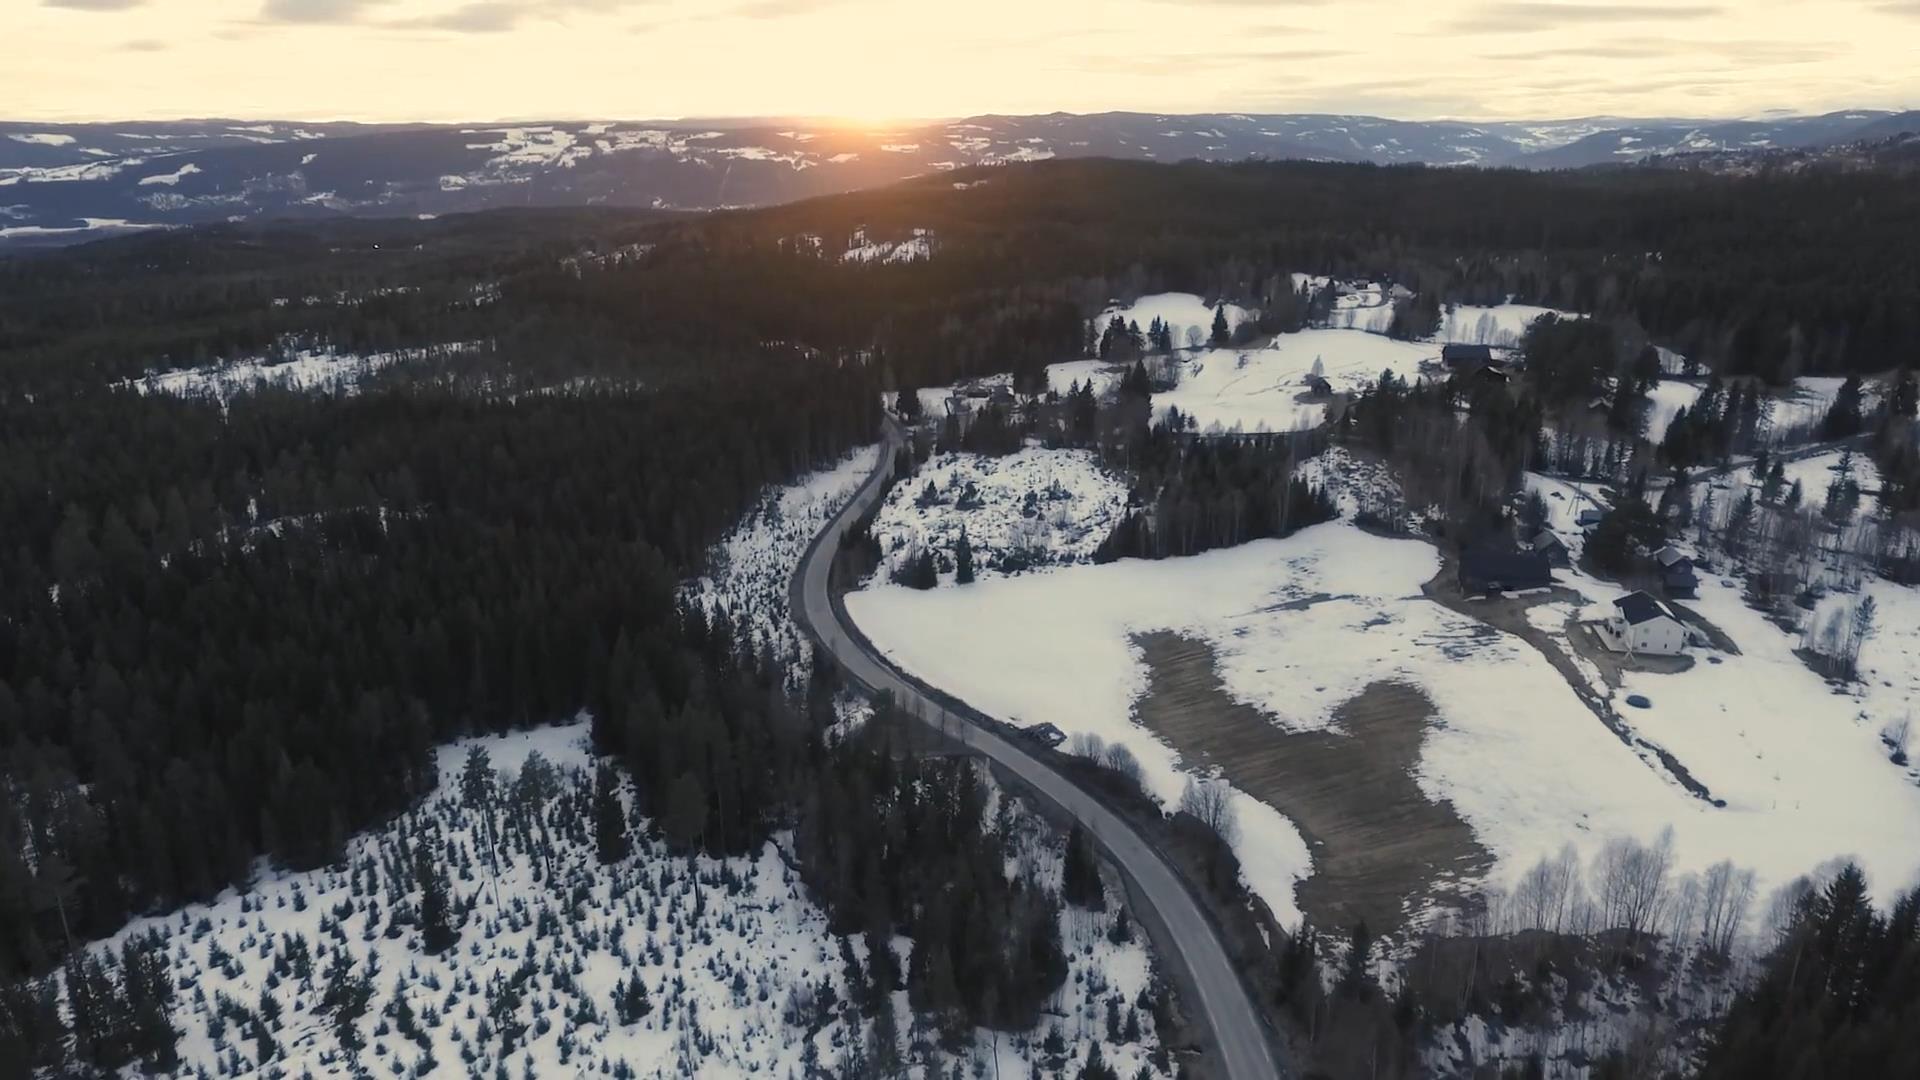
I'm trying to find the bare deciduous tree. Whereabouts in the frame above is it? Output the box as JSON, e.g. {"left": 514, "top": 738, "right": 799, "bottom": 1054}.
{"left": 1178, "top": 777, "right": 1239, "bottom": 846}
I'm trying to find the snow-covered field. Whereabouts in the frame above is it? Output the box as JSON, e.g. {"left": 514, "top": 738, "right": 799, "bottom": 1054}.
{"left": 124, "top": 341, "right": 481, "bottom": 403}
{"left": 869, "top": 449, "right": 1129, "bottom": 580}
{"left": 847, "top": 514, "right": 1920, "bottom": 931}
{"left": 1438, "top": 303, "right": 1571, "bottom": 348}
{"left": 1153, "top": 330, "right": 1436, "bottom": 433}
{"left": 684, "top": 444, "right": 881, "bottom": 679}
{"left": 65, "top": 718, "right": 1163, "bottom": 1079}
{"left": 1094, "top": 292, "right": 1249, "bottom": 349}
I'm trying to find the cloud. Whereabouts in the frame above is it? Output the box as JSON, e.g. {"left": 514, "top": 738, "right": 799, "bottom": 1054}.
{"left": 1451, "top": 2, "right": 1722, "bottom": 34}
{"left": 42, "top": 0, "right": 145, "bottom": 9}
{"left": 728, "top": 0, "right": 848, "bottom": 18}
{"left": 1872, "top": 0, "right": 1920, "bottom": 15}
{"left": 120, "top": 37, "right": 168, "bottom": 51}
{"left": 258, "top": 0, "right": 386, "bottom": 23}
{"left": 412, "top": 1, "right": 527, "bottom": 30}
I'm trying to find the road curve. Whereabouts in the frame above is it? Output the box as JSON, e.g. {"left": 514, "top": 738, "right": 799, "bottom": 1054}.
{"left": 791, "top": 418, "right": 1285, "bottom": 1080}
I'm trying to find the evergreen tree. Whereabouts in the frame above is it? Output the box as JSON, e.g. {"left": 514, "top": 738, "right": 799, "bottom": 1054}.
{"left": 953, "top": 529, "right": 975, "bottom": 585}
{"left": 1821, "top": 376, "right": 1866, "bottom": 439}
{"left": 593, "top": 764, "right": 628, "bottom": 865}
{"left": 1061, "top": 823, "right": 1105, "bottom": 911}
{"left": 415, "top": 853, "right": 458, "bottom": 956}
{"left": 1209, "top": 304, "right": 1231, "bottom": 348}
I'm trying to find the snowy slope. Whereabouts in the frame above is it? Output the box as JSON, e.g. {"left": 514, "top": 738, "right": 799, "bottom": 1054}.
{"left": 62, "top": 719, "right": 1166, "bottom": 1079}
{"left": 684, "top": 445, "right": 882, "bottom": 681}
{"left": 1155, "top": 330, "right": 1436, "bottom": 433}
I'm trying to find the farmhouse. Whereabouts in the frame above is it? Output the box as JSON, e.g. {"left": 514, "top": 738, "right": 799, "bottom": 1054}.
{"left": 1654, "top": 545, "right": 1698, "bottom": 597}
{"left": 1603, "top": 591, "right": 1691, "bottom": 656}
{"left": 1459, "top": 542, "right": 1553, "bottom": 596}
{"left": 1303, "top": 373, "right": 1333, "bottom": 397}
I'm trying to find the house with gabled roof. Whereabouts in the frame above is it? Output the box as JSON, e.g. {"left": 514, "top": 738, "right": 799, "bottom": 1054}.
{"left": 1603, "top": 591, "right": 1691, "bottom": 656}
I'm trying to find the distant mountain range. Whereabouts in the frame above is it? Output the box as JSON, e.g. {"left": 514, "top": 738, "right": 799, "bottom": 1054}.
{"left": 4, "top": 110, "right": 1916, "bottom": 248}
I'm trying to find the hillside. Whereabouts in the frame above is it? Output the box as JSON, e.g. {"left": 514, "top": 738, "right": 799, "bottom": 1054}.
{"left": 6, "top": 109, "right": 1918, "bottom": 247}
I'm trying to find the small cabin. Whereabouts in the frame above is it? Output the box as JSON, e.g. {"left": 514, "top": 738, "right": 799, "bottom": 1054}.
{"left": 1606, "top": 591, "right": 1690, "bottom": 656}
{"left": 1303, "top": 374, "right": 1333, "bottom": 397}
{"left": 1529, "top": 529, "right": 1570, "bottom": 567}
{"left": 1654, "top": 545, "right": 1698, "bottom": 598}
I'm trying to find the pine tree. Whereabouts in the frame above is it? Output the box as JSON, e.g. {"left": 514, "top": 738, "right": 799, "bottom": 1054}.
{"left": 1061, "top": 823, "right": 1105, "bottom": 911}
{"left": 953, "top": 529, "right": 975, "bottom": 585}
{"left": 415, "top": 852, "right": 458, "bottom": 956}
{"left": 1209, "top": 304, "right": 1231, "bottom": 348}
{"left": 594, "top": 764, "right": 628, "bottom": 865}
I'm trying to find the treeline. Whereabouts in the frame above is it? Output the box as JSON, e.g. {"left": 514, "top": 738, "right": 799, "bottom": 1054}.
{"left": 1698, "top": 865, "right": 1920, "bottom": 1079}
{"left": 1096, "top": 433, "right": 1336, "bottom": 561}
{"left": 683, "top": 157, "right": 1920, "bottom": 388}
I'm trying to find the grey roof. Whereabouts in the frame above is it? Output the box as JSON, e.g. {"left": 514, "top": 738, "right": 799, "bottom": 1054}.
{"left": 1442, "top": 344, "right": 1494, "bottom": 364}
{"left": 1655, "top": 545, "right": 1692, "bottom": 568}
{"left": 1531, "top": 530, "right": 1567, "bottom": 550}
{"left": 1614, "top": 591, "right": 1681, "bottom": 626}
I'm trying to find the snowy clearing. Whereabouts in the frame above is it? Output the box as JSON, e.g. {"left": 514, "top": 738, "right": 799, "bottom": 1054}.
{"left": 840, "top": 226, "right": 932, "bottom": 264}
{"left": 1438, "top": 303, "right": 1574, "bottom": 348}
{"left": 1644, "top": 379, "right": 1706, "bottom": 444}
{"left": 1155, "top": 330, "right": 1436, "bottom": 433}
{"left": 869, "top": 449, "right": 1129, "bottom": 580}
{"left": 124, "top": 341, "right": 480, "bottom": 403}
{"left": 1094, "top": 292, "right": 1249, "bottom": 350}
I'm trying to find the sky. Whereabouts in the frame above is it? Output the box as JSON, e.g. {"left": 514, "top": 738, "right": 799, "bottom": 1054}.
{"left": 9, "top": 0, "right": 1920, "bottom": 124}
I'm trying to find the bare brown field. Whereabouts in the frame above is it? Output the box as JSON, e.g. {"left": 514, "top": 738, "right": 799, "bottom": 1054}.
{"left": 1131, "top": 630, "right": 1491, "bottom": 935}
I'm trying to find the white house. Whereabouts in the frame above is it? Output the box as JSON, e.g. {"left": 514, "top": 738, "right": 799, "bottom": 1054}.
{"left": 1605, "top": 591, "right": 1691, "bottom": 656}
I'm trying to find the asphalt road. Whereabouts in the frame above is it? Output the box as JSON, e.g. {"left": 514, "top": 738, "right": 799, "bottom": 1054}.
{"left": 791, "top": 419, "right": 1284, "bottom": 1080}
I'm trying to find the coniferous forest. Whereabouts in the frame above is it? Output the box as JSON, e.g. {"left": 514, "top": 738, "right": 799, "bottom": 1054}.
{"left": 4, "top": 157, "right": 1920, "bottom": 1074}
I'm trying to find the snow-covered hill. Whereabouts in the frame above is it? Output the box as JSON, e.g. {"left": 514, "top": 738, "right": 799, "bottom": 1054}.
{"left": 6, "top": 111, "right": 1913, "bottom": 247}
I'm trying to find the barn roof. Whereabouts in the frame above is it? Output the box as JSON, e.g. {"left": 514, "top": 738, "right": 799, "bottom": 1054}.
{"left": 1442, "top": 344, "right": 1494, "bottom": 364}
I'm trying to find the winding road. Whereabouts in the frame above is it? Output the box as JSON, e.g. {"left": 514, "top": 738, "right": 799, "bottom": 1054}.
{"left": 790, "top": 418, "right": 1285, "bottom": 1080}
